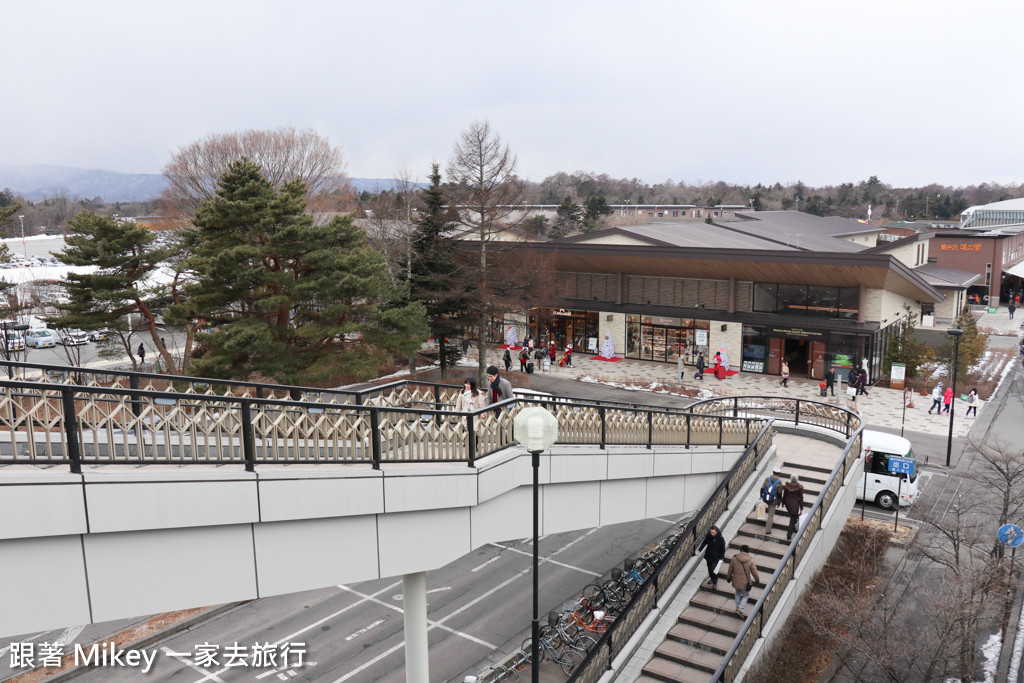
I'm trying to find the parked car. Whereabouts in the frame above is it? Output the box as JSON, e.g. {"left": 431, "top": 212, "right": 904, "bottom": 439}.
{"left": 57, "top": 328, "right": 89, "bottom": 346}
{"left": 88, "top": 328, "right": 110, "bottom": 341}
{"left": 3, "top": 331, "right": 26, "bottom": 351}
{"left": 25, "top": 329, "right": 57, "bottom": 349}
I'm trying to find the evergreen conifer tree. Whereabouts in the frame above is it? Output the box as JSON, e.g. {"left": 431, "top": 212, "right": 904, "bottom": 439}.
{"left": 181, "top": 159, "right": 425, "bottom": 384}
{"left": 409, "top": 164, "right": 465, "bottom": 377}
{"left": 51, "top": 212, "right": 181, "bottom": 370}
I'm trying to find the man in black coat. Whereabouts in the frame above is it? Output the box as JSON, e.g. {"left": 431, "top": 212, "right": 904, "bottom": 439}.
{"left": 825, "top": 366, "right": 836, "bottom": 396}
{"left": 698, "top": 525, "right": 726, "bottom": 589}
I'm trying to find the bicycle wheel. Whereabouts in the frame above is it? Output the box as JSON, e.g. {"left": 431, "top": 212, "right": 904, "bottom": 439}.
{"left": 521, "top": 638, "right": 545, "bottom": 665}
{"left": 581, "top": 583, "right": 607, "bottom": 610}
{"left": 571, "top": 633, "right": 598, "bottom": 653}
{"left": 557, "top": 649, "right": 584, "bottom": 676}
{"left": 601, "top": 579, "right": 627, "bottom": 610}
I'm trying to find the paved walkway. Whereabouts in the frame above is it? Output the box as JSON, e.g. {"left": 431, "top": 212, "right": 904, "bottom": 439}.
{"left": 488, "top": 307, "right": 1022, "bottom": 442}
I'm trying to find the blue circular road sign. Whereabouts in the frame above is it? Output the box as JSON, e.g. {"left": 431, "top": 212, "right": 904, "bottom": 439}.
{"left": 997, "top": 524, "right": 1024, "bottom": 547}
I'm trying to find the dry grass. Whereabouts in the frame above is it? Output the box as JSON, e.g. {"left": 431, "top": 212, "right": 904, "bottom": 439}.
{"left": 745, "top": 519, "right": 899, "bottom": 683}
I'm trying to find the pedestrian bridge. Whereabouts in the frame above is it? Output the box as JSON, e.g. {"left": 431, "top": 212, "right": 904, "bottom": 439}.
{"left": 0, "top": 363, "right": 864, "bottom": 682}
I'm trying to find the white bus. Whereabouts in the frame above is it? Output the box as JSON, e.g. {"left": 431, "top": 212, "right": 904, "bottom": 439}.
{"left": 859, "top": 430, "right": 918, "bottom": 509}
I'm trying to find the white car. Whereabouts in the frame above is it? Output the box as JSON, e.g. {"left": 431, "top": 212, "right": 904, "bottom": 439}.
{"left": 57, "top": 329, "right": 89, "bottom": 346}
{"left": 88, "top": 328, "right": 110, "bottom": 341}
{"left": 25, "top": 329, "right": 57, "bottom": 348}
{"left": 3, "top": 331, "right": 26, "bottom": 351}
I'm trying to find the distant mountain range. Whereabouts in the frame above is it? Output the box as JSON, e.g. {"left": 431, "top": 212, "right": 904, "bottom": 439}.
{"left": 0, "top": 165, "right": 411, "bottom": 203}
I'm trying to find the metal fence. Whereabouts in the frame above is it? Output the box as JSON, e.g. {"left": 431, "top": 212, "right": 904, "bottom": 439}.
{"left": 0, "top": 368, "right": 769, "bottom": 471}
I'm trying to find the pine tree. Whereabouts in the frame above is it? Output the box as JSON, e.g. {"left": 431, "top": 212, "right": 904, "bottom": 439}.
{"left": 181, "top": 159, "right": 425, "bottom": 384}
{"left": 50, "top": 212, "right": 181, "bottom": 371}
{"left": 882, "top": 306, "right": 934, "bottom": 380}
{"left": 409, "top": 164, "right": 465, "bottom": 377}
{"left": 943, "top": 306, "right": 988, "bottom": 385}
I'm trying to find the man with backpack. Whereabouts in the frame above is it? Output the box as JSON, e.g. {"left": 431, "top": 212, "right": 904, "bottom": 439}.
{"left": 761, "top": 466, "right": 783, "bottom": 535}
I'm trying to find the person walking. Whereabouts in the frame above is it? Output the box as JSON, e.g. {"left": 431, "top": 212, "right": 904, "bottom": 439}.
{"left": 779, "top": 360, "right": 790, "bottom": 388}
{"left": 137, "top": 343, "right": 146, "bottom": 363}
{"left": 965, "top": 387, "right": 978, "bottom": 417}
{"left": 698, "top": 525, "right": 726, "bottom": 590}
{"left": 564, "top": 341, "right": 573, "bottom": 367}
{"left": 696, "top": 351, "right": 706, "bottom": 380}
{"left": 781, "top": 473, "right": 805, "bottom": 541}
{"left": 455, "top": 376, "right": 486, "bottom": 412}
{"left": 761, "top": 466, "right": 783, "bottom": 535}
{"left": 847, "top": 367, "right": 861, "bottom": 395}
{"left": 485, "top": 366, "right": 514, "bottom": 412}
{"left": 518, "top": 347, "right": 529, "bottom": 372}
{"left": 549, "top": 341, "right": 556, "bottom": 365}
{"left": 726, "top": 544, "right": 759, "bottom": 618}
{"left": 858, "top": 366, "right": 870, "bottom": 396}
{"left": 928, "top": 382, "right": 943, "bottom": 415}
{"left": 825, "top": 366, "right": 836, "bottom": 396}
{"left": 943, "top": 385, "right": 954, "bottom": 415}
{"left": 502, "top": 348, "right": 512, "bottom": 372}
{"left": 1010, "top": 301, "right": 1017, "bottom": 320}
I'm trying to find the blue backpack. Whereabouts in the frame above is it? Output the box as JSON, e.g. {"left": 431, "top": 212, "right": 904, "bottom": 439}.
{"left": 761, "top": 477, "right": 780, "bottom": 504}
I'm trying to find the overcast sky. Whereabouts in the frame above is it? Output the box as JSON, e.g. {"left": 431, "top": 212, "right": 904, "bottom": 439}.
{"left": 4, "top": 1, "right": 1023, "bottom": 189}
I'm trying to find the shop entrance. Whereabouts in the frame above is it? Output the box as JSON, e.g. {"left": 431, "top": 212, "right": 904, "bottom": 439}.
{"left": 782, "top": 338, "right": 810, "bottom": 378}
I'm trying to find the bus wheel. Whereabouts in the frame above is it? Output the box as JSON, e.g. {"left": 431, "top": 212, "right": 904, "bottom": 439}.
{"left": 876, "top": 491, "right": 896, "bottom": 510}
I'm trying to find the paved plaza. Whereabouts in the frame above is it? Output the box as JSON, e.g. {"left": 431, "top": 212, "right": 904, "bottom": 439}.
{"left": 490, "top": 307, "right": 1023, "bottom": 445}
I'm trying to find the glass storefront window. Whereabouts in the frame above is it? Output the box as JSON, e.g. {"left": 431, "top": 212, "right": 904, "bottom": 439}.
{"left": 753, "top": 283, "right": 778, "bottom": 312}
{"left": 528, "top": 308, "right": 599, "bottom": 353}
{"left": 741, "top": 325, "right": 767, "bottom": 373}
{"left": 838, "top": 287, "right": 859, "bottom": 319}
{"left": 779, "top": 284, "right": 809, "bottom": 315}
{"left": 626, "top": 316, "right": 708, "bottom": 363}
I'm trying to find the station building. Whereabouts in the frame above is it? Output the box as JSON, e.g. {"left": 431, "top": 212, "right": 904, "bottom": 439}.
{"left": 497, "top": 211, "right": 958, "bottom": 383}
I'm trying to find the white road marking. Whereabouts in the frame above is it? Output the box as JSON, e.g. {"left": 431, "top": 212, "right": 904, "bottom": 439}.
{"left": 339, "top": 586, "right": 496, "bottom": 649}
{"left": 471, "top": 556, "right": 501, "bottom": 572}
{"left": 391, "top": 586, "right": 452, "bottom": 601}
{"left": 344, "top": 619, "right": 385, "bottom": 641}
{"left": 163, "top": 646, "right": 226, "bottom": 682}
{"left": 53, "top": 625, "right": 86, "bottom": 646}
{"left": 332, "top": 529, "right": 597, "bottom": 683}
{"left": 489, "top": 534, "right": 601, "bottom": 577}
{"left": 191, "top": 581, "right": 402, "bottom": 683}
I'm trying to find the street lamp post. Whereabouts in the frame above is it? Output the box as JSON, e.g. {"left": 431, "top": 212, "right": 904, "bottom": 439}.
{"left": 513, "top": 406, "right": 559, "bottom": 683}
{"left": 18, "top": 215, "right": 27, "bottom": 258}
{"left": 945, "top": 328, "right": 963, "bottom": 467}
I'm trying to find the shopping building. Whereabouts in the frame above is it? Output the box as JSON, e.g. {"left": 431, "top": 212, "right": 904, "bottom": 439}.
{"left": 495, "top": 211, "right": 946, "bottom": 383}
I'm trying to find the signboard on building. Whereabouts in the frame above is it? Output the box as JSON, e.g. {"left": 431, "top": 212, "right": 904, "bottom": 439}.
{"left": 769, "top": 327, "right": 827, "bottom": 340}
{"left": 695, "top": 330, "right": 707, "bottom": 347}
{"left": 890, "top": 362, "right": 906, "bottom": 391}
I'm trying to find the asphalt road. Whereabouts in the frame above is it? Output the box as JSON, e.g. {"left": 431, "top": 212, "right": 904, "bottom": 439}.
{"left": 40, "top": 518, "right": 683, "bottom": 683}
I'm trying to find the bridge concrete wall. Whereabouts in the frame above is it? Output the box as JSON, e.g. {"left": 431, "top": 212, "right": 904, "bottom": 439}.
{"left": 0, "top": 443, "right": 743, "bottom": 637}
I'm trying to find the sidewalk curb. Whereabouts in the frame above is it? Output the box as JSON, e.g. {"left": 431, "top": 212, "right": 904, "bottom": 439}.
{"left": 43, "top": 602, "right": 248, "bottom": 681}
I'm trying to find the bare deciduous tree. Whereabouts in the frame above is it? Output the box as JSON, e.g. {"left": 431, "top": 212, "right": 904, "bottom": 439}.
{"left": 161, "top": 126, "right": 349, "bottom": 216}
{"left": 446, "top": 121, "right": 549, "bottom": 380}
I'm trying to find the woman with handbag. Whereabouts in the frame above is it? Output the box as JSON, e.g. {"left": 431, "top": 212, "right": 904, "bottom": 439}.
{"left": 726, "top": 544, "right": 759, "bottom": 618}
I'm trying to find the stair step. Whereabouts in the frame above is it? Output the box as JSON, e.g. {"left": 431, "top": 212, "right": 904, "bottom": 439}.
{"left": 640, "top": 657, "right": 714, "bottom": 683}
{"left": 654, "top": 639, "right": 723, "bottom": 672}
{"left": 667, "top": 622, "right": 735, "bottom": 654}
{"left": 677, "top": 604, "right": 744, "bottom": 637}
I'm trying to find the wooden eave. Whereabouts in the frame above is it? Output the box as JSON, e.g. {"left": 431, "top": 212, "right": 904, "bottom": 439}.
{"left": 524, "top": 243, "right": 944, "bottom": 302}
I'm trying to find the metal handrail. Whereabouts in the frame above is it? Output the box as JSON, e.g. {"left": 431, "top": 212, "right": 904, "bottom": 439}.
{"left": 565, "top": 397, "right": 862, "bottom": 683}
{"left": 0, "top": 380, "right": 766, "bottom": 471}
{"left": 710, "top": 427, "right": 863, "bottom": 681}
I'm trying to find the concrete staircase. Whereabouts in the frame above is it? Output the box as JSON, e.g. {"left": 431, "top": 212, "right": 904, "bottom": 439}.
{"left": 635, "top": 460, "right": 831, "bottom": 683}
